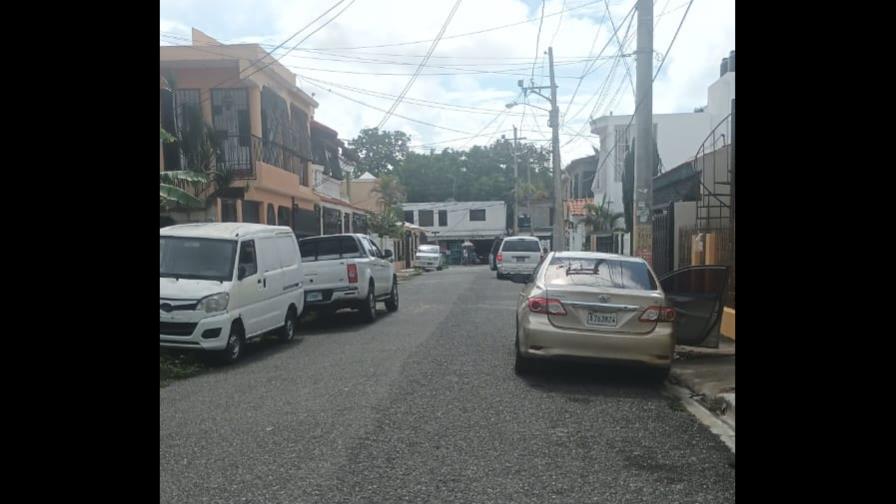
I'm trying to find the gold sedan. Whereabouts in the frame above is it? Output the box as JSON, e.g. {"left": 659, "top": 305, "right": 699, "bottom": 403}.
{"left": 514, "top": 252, "right": 697, "bottom": 380}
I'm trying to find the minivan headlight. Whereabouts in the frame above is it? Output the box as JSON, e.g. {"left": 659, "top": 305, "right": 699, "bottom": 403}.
{"left": 197, "top": 293, "right": 229, "bottom": 313}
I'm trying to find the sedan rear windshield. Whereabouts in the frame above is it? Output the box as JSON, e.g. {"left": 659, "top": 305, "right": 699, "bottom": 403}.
{"left": 417, "top": 245, "right": 440, "bottom": 253}
{"left": 501, "top": 240, "right": 541, "bottom": 252}
{"left": 300, "top": 236, "right": 363, "bottom": 262}
{"left": 544, "top": 256, "right": 657, "bottom": 291}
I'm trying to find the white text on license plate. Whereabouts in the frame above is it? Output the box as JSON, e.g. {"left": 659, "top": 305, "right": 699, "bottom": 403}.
{"left": 306, "top": 292, "right": 323, "bottom": 302}
{"left": 515, "top": 256, "right": 527, "bottom": 262}
{"left": 586, "top": 311, "right": 617, "bottom": 327}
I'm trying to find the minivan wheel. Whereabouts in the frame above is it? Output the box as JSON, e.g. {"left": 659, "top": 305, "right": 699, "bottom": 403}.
{"left": 360, "top": 283, "right": 377, "bottom": 323}
{"left": 385, "top": 278, "right": 399, "bottom": 312}
{"left": 217, "top": 323, "right": 245, "bottom": 364}
{"left": 279, "top": 307, "right": 298, "bottom": 343}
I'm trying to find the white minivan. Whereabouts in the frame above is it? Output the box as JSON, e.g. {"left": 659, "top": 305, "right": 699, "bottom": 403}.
{"left": 496, "top": 236, "right": 544, "bottom": 279}
{"left": 160, "top": 223, "right": 305, "bottom": 363}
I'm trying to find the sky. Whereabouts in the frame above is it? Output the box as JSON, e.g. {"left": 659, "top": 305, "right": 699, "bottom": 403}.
{"left": 160, "top": 0, "right": 735, "bottom": 164}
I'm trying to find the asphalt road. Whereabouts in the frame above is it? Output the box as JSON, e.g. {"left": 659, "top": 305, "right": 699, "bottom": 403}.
{"left": 160, "top": 265, "right": 735, "bottom": 503}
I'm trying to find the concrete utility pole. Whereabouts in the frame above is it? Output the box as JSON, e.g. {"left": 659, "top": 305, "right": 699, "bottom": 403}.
{"left": 632, "top": 0, "right": 653, "bottom": 264}
{"left": 548, "top": 47, "right": 563, "bottom": 252}
{"left": 514, "top": 46, "right": 561, "bottom": 250}
{"left": 512, "top": 125, "right": 520, "bottom": 235}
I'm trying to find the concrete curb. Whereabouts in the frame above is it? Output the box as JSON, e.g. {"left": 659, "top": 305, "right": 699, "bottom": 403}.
{"left": 665, "top": 384, "right": 735, "bottom": 453}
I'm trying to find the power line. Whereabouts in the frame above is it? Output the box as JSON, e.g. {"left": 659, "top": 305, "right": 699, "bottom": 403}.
{"left": 530, "top": 1, "right": 547, "bottom": 82}
{"left": 549, "top": 0, "right": 568, "bottom": 48}
{"left": 602, "top": 0, "right": 636, "bottom": 97}
{"left": 378, "top": 0, "right": 463, "bottom": 129}
{"left": 298, "top": 76, "right": 475, "bottom": 134}
{"left": 592, "top": 0, "right": 696, "bottom": 176}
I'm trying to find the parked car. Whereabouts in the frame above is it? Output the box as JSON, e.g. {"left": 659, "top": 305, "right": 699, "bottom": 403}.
{"left": 160, "top": 223, "right": 305, "bottom": 364}
{"left": 414, "top": 244, "right": 444, "bottom": 271}
{"left": 495, "top": 236, "right": 543, "bottom": 279}
{"left": 299, "top": 234, "right": 398, "bottom": 322}
{"left": 489, "top": 237, "right": 504, "bottom": 271}
{"left": 512, "top": 252, "right": 728, "bottom": 380}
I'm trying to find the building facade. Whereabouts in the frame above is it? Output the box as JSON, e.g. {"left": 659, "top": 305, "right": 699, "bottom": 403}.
{"left": 401, "top": 201, "right": 506, "bottom": 261}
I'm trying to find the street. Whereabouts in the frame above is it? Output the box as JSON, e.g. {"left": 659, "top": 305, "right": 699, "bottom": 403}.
{"left": 160, "top": 266, "right": 735, "bottom": 503}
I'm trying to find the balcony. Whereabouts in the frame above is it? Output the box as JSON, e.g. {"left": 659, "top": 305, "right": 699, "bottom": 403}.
{"left": 211, "top": 134, "right": 307, "bottom": 185}
{"left": 312, "top": 167, "right": 344, "bottom": 200}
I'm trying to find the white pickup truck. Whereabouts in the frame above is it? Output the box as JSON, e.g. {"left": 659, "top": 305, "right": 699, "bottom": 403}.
{"left": 298, "top": 234, "right": 398, "bottom": 322}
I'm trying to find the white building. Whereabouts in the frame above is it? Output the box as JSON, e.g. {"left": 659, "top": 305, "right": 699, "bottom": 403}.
{"left": 401, "top": 201, "right": 506, "bottom": 260}
{"left": 589, "top": 53, "right": 736, "bottom": 253}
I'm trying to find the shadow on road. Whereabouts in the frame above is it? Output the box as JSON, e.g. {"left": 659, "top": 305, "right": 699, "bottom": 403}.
{"left": 517, "top": 359, "right": 667, "bottom": 399}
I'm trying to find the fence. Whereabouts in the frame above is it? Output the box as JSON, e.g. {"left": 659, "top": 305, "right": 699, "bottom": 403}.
{"left": 678, "top": 225, "right": 735, "bottom": 308}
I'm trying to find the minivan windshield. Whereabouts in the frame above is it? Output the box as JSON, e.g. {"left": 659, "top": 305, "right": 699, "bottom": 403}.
{"left": 544, "top": 256, "right": 657, "bottom": 290}
{"left": 501, "top": 239, "right": 541, "bottom": 252}
{"left": 160, "top": 237, "right": 237, "bottom": 281}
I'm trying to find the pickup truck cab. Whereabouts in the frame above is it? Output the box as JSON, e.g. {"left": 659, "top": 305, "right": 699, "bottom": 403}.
{"left": 299, "top": 234, "right": 398, "bottom": 322}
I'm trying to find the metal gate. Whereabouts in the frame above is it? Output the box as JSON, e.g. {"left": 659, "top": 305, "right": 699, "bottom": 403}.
{"left": 651, "top": 203, "right": 674, "bottom": 277}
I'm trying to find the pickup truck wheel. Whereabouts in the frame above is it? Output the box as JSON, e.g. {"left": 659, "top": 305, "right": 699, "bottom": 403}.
{"left": 360, "top": 282, "right": 377, "bottom": 323}
{"left": 385, "top": 277, "right": 399, "bottom": 312}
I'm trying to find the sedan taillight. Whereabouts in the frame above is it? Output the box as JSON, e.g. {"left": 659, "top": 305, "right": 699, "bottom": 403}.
{"left": 347, "top": 263, "right": 358, "bottom": 284}
{"left": 527, "top": 296, "right": 567, "bottom": 316}
{"left": 640, "top": 306, "right": 676, "bottom": 322}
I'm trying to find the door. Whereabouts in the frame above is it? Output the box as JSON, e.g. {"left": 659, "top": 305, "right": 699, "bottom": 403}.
{"left": 255, "top": 236, "right": 285, "bottom": 332}
{"left": 233, "top": 240, "right": 266, "bottom": 336}
{"left": 274, "top": 233, "right": 303, "bottom": 302}
{"left": 659, "top": 265, "right": 729, "bottom": 347}
{"left": 363, "top": 237, "right": 391, "bottom": 295}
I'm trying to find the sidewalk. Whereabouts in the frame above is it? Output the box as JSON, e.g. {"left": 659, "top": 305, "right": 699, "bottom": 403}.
{"left": 396, "top": 268, "right": 421, "bottom": 282}
{"left": 670, "top": 337, "right": 735, "bottom": 430}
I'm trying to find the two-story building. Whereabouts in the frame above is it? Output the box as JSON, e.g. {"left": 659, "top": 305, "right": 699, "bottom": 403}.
{"left": 309, "top": 120, "right": 369, "bottom": 236}
{"left": 401, "top": 201, "right": 506, "bottom": 262}
{"left": 589, "top": 50, "right": 736, "bottom": 254}
{"left": 159, "top": 28, "right": 320, "bottom": 236}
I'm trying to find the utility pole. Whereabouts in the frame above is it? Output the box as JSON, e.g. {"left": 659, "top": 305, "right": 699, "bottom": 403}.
{"left": 516, "top": 47, "right": 562, "bottom": 250}
{"left": 633, "top": 0, "right": 653, "bottom": 264}
{"left": 512, "top": 125, "right": 520, "bottom": 235}
{"left": 548, "top": 47, "right": 563, "bottom": 252}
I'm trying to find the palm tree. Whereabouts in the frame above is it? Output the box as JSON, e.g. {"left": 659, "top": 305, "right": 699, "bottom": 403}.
{"left": 160, "top": 126, "right": 208, "bottom": 209}
{"left": 582, "top": 194, "right": 624, "bottom": 250}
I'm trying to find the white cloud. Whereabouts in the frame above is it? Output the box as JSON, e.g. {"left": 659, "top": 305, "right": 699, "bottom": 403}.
{"left": 160, "top": 0, "right": 734, "bottom": 163}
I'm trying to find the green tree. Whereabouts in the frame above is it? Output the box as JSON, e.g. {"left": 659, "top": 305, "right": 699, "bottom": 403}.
{"left": 582, "top": 194, "right": 624, "bottom": 250}
{"left": 160, "top": 126, "right": 207, "bottom": 209}
{"left": 367, "top": 174, "right": 407, "bottom": 242}
{"left": 348, "top": 128, "right": 410, "bottom": 177}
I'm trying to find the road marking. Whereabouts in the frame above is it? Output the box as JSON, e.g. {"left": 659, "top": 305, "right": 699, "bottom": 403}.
{"left": 664, "top": 383, "right": 735, "bottom": 453}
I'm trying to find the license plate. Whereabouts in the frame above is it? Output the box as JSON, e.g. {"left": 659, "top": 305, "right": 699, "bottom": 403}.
{"left": 586, "top": 311, "right": 617, "bottom": 327}
{"left": 515, "top": 256, "right": 527, "bottom": 262}
{"left": 306, "top": 292, "right": 322, "bottom": 302}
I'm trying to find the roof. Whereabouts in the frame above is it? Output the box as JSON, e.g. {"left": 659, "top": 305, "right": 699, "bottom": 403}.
{"left": 318, "top": 195, "right": 371, "bottom": 214}
{"left": 503, "top": 235, "right": 540, "bottom": 241}
{"left": 401, "top": 201, "right": 505, "bottom": 209}
{"left": 356, "top": 172, "right": 377, "bottom": 181}
{"left": 159, "top": 223, "right": 292, "bottom": 239}
{"left": 566, "top": 198, "right": 592, "bottom": 217}
{"left": 552, "top": 251, "right": 646, "bottom": 263}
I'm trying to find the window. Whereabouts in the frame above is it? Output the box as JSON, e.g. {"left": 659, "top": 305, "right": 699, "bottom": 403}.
{"left": 470, "top": 209, "right": 486, "bottom": 221}
{"left": 274, "top": 235, "right": 298, "bottom": 268}
{"left": 614, "top": 125, "right": 630, "bottom": 182}
{"left": 501, "top": 239, "right": 541, "bottom": 252}
{"left": 419, "top": 210, "right": 434, "bottom": 227}
{"left": 237, "top": 240, "right": 258, "bottom": 278}
{"left": 343, "top": 212, "right": 351, "bottom": 233}
{"left": 267, "top": 204, "right": 276, "bottom": 225}
{"left": 278, "top": 206, "right": 291, "bottom": 227}
{"left": 299, "top": 236, "right": 363, "bottom": 262}
{"left": 543, "top": 256, "right": 657, "bottom": 290}
{"left": 221, "top": 199, "right": 238, "bottom": 222}
{"left": 403, "top": 210, "right": 414, "bottom": 224}
{"left": 368, "top": 238, "right": 384, "bottom": 259}
{"left": 243, "top": 201, "right": 261, "bottom": 223}
{"left": 160, "top": 237, "right": 237, "bottom": 282}
{"left": 438, "top": 210, "right": 447, "bottom": 226}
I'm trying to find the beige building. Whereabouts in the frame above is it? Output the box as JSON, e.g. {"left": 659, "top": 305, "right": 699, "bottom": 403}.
{"left": 160, "top": 28, "right": 320, "bottom": 234}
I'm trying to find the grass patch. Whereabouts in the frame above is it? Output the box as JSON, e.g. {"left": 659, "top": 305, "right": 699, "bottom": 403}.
{"left": 160, "top": 351, "right": 208, "bottom": 387}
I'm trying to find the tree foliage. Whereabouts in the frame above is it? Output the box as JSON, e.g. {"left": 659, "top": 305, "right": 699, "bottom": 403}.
{"left": 347, "top": 128, "right": 410, "bottom": 177}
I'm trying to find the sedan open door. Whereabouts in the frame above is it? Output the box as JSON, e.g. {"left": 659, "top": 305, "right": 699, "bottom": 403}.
{"left": 659, "top": 265, "right": 729, "bottom": 348}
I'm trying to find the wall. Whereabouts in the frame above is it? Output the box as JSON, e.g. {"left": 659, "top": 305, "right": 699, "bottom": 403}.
{"left": 401, "top": 201, "right": 506, "bottom": 239}
{"left": 591, "top": 112, "right": 713, "bottom": 216}
{"left": 707, "top": 72, "right": 735, "bottom": 127}
{"left": 347, "top": 179, "right": 381, "bottom": 214}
